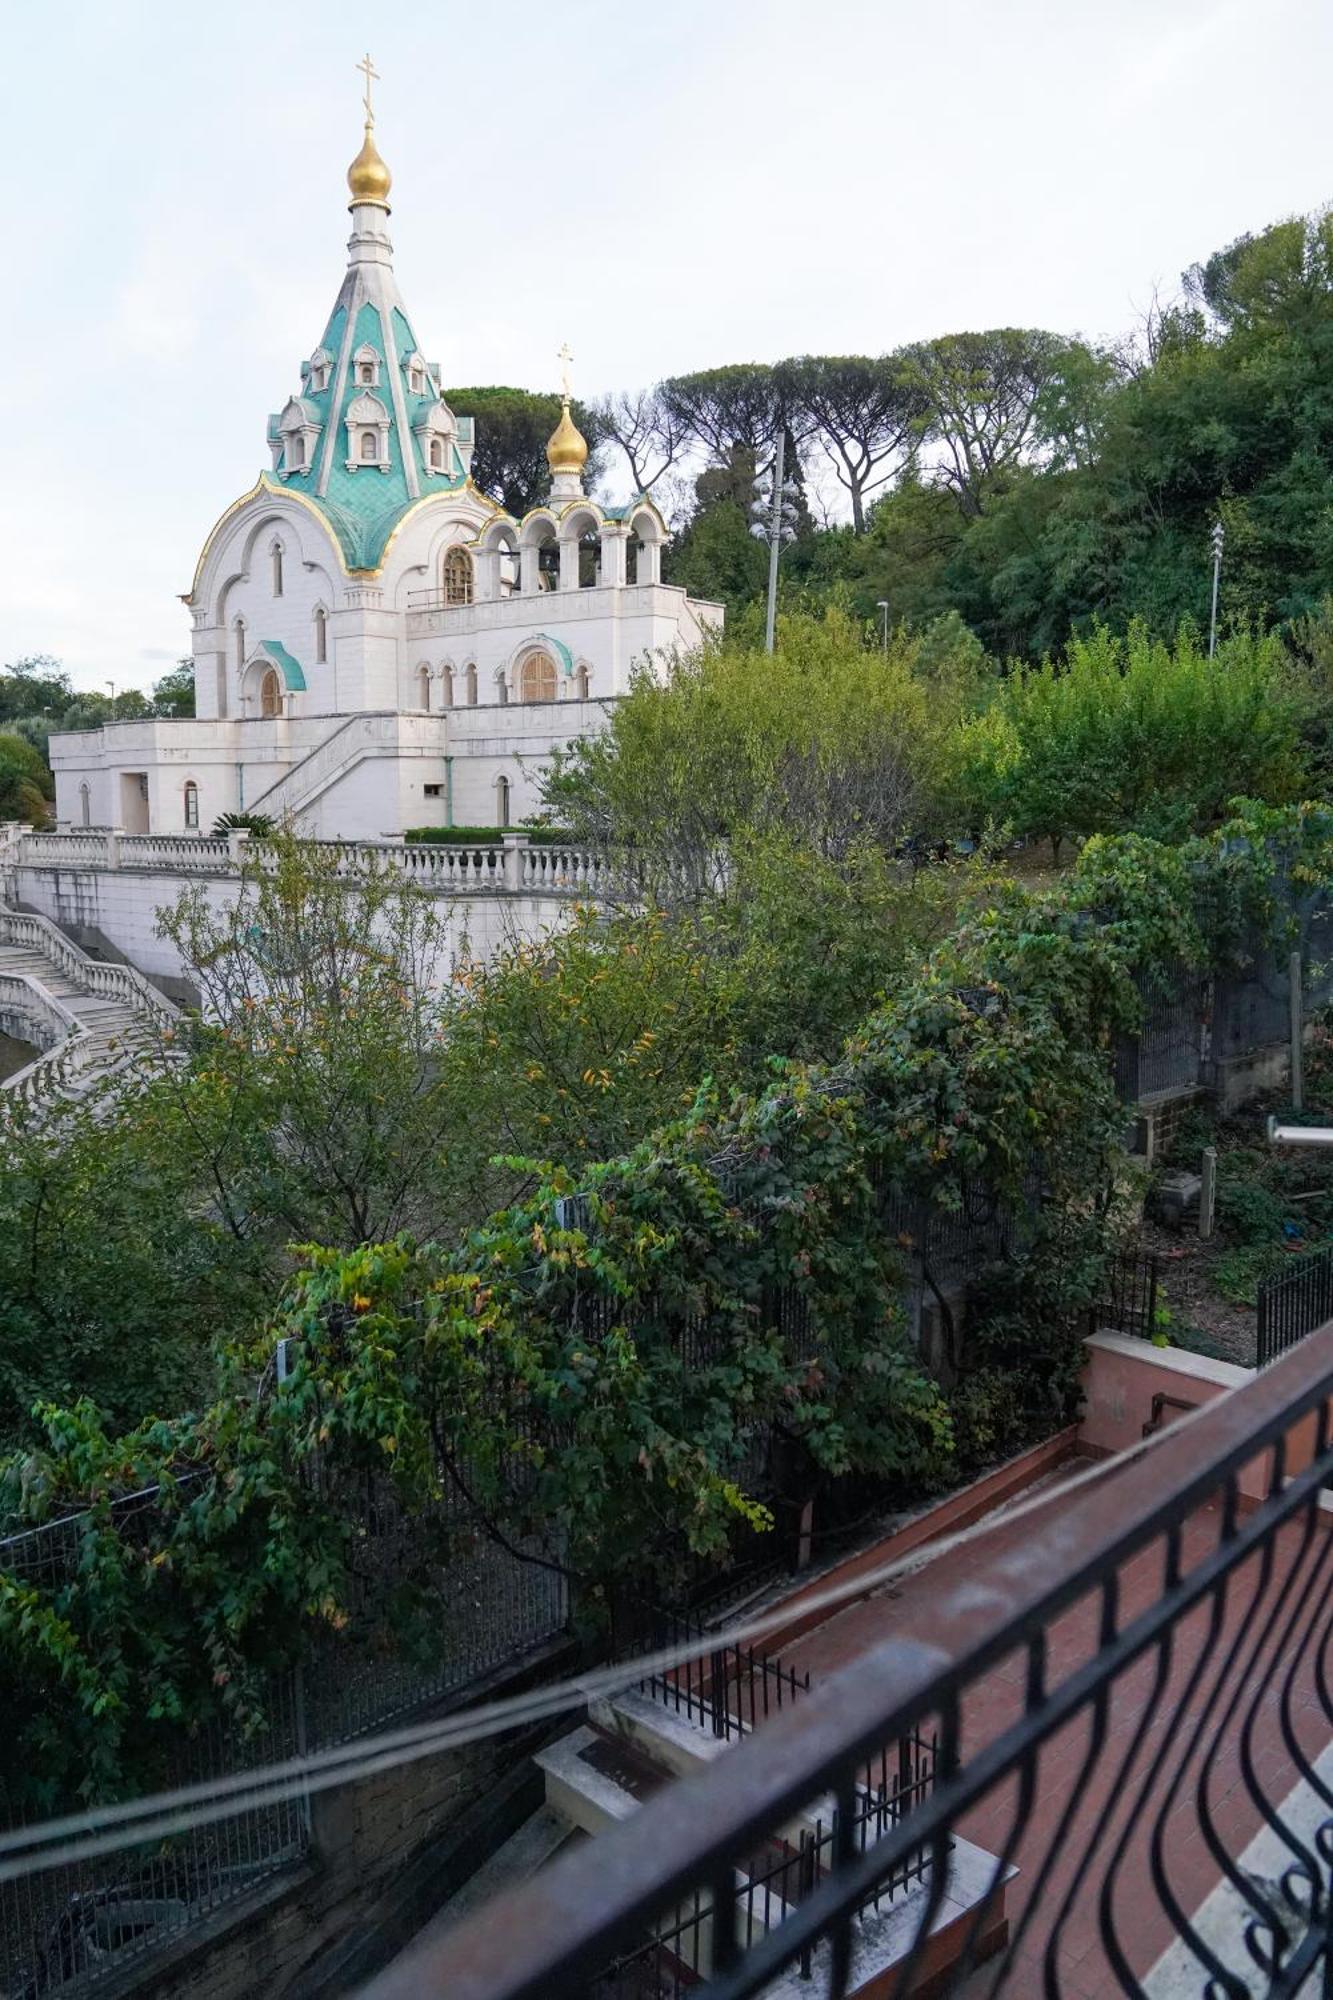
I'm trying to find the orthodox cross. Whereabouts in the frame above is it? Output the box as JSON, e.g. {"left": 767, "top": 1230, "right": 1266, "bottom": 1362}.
{"left": 357, "top": 52, "right": 380, "bottom": 123}
{"left": 558, "top": 342, "right": 574, "bottom": 401}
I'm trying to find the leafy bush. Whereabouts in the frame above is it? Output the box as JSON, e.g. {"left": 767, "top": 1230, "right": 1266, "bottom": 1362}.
{"left": 403, "top": 824, "right": 575, "bottom": 843}
{"left": 211, "top": 811, "right": 274, "bottom": 837}
{"left": 955, "top": 624, "right": 1305, "bottom": 855}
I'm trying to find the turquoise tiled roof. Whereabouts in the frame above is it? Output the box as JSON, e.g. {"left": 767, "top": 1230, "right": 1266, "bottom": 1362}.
{"left": 264, "top": 280, "right": 466, "bottom": 570}
{"left": 257, "top": 641, "right": 307, "bottom": 691}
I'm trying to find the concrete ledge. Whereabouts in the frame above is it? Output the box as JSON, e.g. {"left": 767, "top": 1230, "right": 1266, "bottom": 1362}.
{"left": 759, "top": 1835, "right": 1015, "bottom": 2000}
{"left": 535, "top": 1726, "right": 641, "bottom": 1836}
{"left": 759, "top": 1427, "right": 1080, "bottom": 1652}
{"left": 590, "top": 1687, "right": 731, "bottom": 1781}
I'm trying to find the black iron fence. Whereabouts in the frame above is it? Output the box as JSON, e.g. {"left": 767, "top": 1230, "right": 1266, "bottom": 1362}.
{"left": 1257, "top": 1242, "right": 1333, "bottom": 1367}
{"left": 591, "top": 1742, "right": 936, "bottom": 1998}
{"left": 1090, "top": 1240, "right": 1160, "bottom": 1341}
{"left": 624, "top": 1608, "right": 811, "bottom": 1743}
{"left": 380, "top": 1322, "right": 1333, "bottom": 2000}
{"left": 0, "top": 1453, "right": 569, "bottom": 1999}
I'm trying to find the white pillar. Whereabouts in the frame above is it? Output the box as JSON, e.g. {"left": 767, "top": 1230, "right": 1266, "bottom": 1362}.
{"left": 601, "top": 526, "right": 627, "bottom": 587}
{"left": 559, "top": 537, "right": 580, "bottom": 592}
{"left": 521, "top": 544, "right": 542, "bottom": 594}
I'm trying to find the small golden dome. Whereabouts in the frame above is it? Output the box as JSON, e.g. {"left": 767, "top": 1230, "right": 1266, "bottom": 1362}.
{"left": 546, "top": 398, "right": 588, "bottom": 476}
{"left": 347, "top": 122, "right": 392, "bottom": 206}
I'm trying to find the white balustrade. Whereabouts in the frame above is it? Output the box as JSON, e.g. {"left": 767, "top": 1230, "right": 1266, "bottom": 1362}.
{"left": 0, "top": 908, "right": 178, "bottom": 1027}
{"left": 6, "top": 830, "right": 605, "bottom": 900}
{"left": 120, "top": 834, "right": 233, "bottom": 873}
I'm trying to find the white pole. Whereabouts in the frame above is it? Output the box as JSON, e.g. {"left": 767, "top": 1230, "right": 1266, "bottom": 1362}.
{"left": 764, "top": 429, "right": 784, "bottom": 657}
{"left": 1291, "top": 949, "right": 1305, "bottom": 1112}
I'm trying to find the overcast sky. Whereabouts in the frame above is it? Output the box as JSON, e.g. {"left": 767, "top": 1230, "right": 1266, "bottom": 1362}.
{"left": 5, "top": 0, "right": 1332, "bottom": 691}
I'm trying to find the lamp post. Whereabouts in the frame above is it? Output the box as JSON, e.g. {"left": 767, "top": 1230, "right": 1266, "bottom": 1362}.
{"left": 105, "top": 680, "right": 116, "bottom": 705}
{"left": 750, "top": 431, "right": 800, "bottom": 655}
{"left": 1208, "top": 520, "right": 1225, "bottom": 659}
{"left": 876, "top": 600, "right": 890, "bottom": 657}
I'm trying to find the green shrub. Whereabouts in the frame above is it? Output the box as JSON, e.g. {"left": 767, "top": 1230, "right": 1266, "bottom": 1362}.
{"left": 403, "top": 824, "right": 574, "bottom": 843}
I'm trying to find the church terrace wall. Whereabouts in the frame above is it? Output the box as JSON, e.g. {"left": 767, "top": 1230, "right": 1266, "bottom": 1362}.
{"left": 10, "top": 852, "right": 585, "bottom": 995}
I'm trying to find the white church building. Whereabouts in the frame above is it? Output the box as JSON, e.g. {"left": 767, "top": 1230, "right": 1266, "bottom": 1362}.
{"left": 51, "top": 94, "right": 720, "bottom": 842}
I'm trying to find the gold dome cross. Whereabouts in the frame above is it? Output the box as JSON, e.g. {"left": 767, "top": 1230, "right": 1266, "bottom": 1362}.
{"left": 357, "top": 52, "right": 380, "bottom": 124}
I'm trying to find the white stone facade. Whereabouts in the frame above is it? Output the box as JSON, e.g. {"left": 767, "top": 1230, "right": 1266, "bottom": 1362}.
{"left": 50, "top": 123, "right": 721, "bottom": 844}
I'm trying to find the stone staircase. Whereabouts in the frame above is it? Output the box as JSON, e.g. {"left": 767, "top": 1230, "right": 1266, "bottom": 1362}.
{"left": 405, "top": 1638, "right": 1014, "bottom": 1997}
{"left": 0, "top": 907, "right": 179, "bottom": 1110}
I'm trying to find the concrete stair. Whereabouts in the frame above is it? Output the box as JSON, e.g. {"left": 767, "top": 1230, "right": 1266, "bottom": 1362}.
{"left": 526, "top": 1681, "right": 1015, "bottom": 1996}
{"left": 0, "top": 940, "right": 161, "bottom": 1108}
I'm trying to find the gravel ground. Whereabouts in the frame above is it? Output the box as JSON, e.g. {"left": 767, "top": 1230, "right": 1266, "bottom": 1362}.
{"left": 1139, "top": 1218, "right": 1258, "bottom": 1367}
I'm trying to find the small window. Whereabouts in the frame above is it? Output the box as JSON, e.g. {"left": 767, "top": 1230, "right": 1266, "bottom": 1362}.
{"left": 359, "top": 363, "right": 374, "bottom": 386}
{"left": 495, "top": 774, "right": 511, "bottom": 829}
{"left": 465, "top": 662, "right": 478, "bottom": 706}
{"left": 576, "top": 663, "right": 590, "bottom": 699}
{"left": 184, "top": 782, "right": 199, "bottom": 829}
{"left": 288, "top": 435, "right": 305, "bottom": 470}
{"left": 78, "top": 782, "right": 90, "bottom": 828}
{"left": 311, "top": 363, "right": 328, "bottom": 392}
{"left": 314, "top": 607, "right": 327, "bottom": 664}
{"left": 361, "top": 431, "right": 379, "bottom": 463}
{"left": 440, "top": 665, "right": 454, "bottom": 708}
{"left": 235, "top": 617, "right": 246, "bottom": 669}
{"left": 410, "top": 366, "right": 425, "bottom": 394}
{"left": 417, "top": 664, "right": 432, "bottom": 712}
{"left": 271, "top": 541, "right": 284, "bottom": 597}
{"left": 429, "top": 437, "right": 444, "bottom": 471}
{"left": 423, "top": 783, "right": 443, "bottom": 799}
{"left": 443, "top": 547, "right": 473, "bottom": 605}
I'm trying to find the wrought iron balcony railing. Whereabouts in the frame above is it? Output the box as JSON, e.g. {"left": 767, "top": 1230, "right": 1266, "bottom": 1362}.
{"left": 368, "top": 1321, "right": 1333, "bottom": 2000}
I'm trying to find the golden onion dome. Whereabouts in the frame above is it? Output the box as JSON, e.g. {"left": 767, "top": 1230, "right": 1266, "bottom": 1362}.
{"left": 546, "top": 398, "right": 589, "bottom": 475}
{"left": 347, "top": 122, "right": 392, "bottom": 206}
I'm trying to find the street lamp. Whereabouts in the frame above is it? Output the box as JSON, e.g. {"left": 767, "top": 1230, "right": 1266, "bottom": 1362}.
{"left": 876, "top": 600, "right": 890, "bottom": 657}
{"left": 749, "top": 432, "right": 800, "bottom": 654}
{"left": 105, "top": 680, "right": 116, "bottom": 704}
{"left": 1208, "top": 520, "right": 1225, "bottom": 659}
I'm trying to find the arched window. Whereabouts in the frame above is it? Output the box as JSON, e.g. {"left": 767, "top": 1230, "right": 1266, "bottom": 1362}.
{"left": 576, "top": 663, "right": 591, "bottom": 699}
{"left": 578, "top": 529, "right": 601, "bottom": 588}
{"left": 429, "top": 437, "right": 443, "bottom": 470}
{"left": 260, "top": 669, "right": 281, "bottom": 719}
{"left": 314, "top": 606, "right": 327, "bottom": 664}
{"left": 235, "top": 616, "right": 246, "bottom": 669}
{"left": 288, "top": 436, "right": 305, "bottom": 471}
{"left": 184, "top": 781, "right": 199, "bottom": 829}
{"left": 78, "top": 782, "right": 90, "bottom": 828}
{"left": 496, "top": 670, "right": 509, "bottom": 707}
{"left": 360, "top": 431, "right": 379, "bottom": 463}
{"left": 518, "top": 651, "right": 558, "bottom": 704}
{"left": 465, "top": 662, "right": 478, "bottom": 706}
{"left": 271, "top": 540, "right": 284, "bottom": 597}
{"left": 440, "top": 664, "right": 454, "bottom": 708}
{"left": 443, "top": 546, "right": 473, "bottom": 606}
{"left": 417, "top": 664, "right": 432, "bottom": 712}
{"left": 495, "top": 774, "right": 511, "bottom": 829}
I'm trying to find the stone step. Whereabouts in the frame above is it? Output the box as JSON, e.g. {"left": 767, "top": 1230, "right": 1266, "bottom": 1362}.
{"left": 409, "top": 1806, "right": 576, "bottom": 1956}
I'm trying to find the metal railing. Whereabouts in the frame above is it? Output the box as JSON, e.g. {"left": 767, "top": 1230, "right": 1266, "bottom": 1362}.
{"left": 624, "top": 1608, "right": 811, "bottom": 1743}
{"left": 1091, "top": 1240, "right": 1161, "bottom": 1341}
{"left": 1258, "top": 1243, "right": 1333, "bottom": 1367}
{"left": 376, "top": 1321, "right": 1333, "bottom": 2000}
{"left": 0, "top": 1450, "right": 569, "bottom": 1997}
